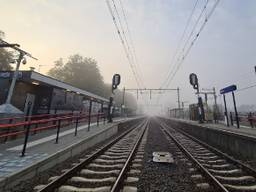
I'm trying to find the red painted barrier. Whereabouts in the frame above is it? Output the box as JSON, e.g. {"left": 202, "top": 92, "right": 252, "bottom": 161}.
{"left": 0, "top": 112, "right": 74, "bottom": 124}
{"left": 0, "top": 113, "right": 105, "bottom": 142}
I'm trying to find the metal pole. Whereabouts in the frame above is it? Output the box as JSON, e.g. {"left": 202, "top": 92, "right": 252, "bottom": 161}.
{"left": 21, "top": 103, "right": 31, "bottom": 157}
{"left": 198, "top": 96, "right": 205, "bottom": 123}
{"left": 223, "top": 94, "right": 229, "bottom": 127}
{"left": 177, "top": 87, "right": 181, "bottom": 109}
{"left": 88, "top": 99, "right": 92, "bottom": 131}
{"left": 6, "top": 52, "right": 24, "bottom": 104}
{"left": 55, "top": 119, "right": 61, "bottom": 143}
{"left": 74, "top": 115, "right": 79, "bottom": 136}
{"left": 101, "top": 102, "right": 104, "bottom": 124}
{"left": 53, "top": 108, "right": 57, "bottom": 125}
{"left": 196, "top": 85, "right": 204, "bottom": 123}
{"left": 97, "top": 108, "right": 99, "bottom": 127}
{"left": 122, "top": 87, "right": 125, "bottom": 116}
{"left": 230, "top": 112, "right": 233, "bottom": 126}
{"left": 232, "top": 91, "right": 240, "bottom": 128}
{"left": 107, "top": 92, "right": 114, "bottom": 123}
{"left": 213, "top": 87, "right": 218, "bottom": 123}
{"left": 182, "top": 102, "right": 185, "bottom": 119}
{"left": 204, "top": 93, "right": 208, "bottom": 105}
{"left": 122, "top": 87, "right": 125, "bottom": 107}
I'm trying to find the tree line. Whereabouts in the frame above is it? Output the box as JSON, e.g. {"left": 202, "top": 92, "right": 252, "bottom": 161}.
{"left": 48, "top": 54, "right": 137, "bottom": 110}
{"left": 0, "top": 31, "right": 14, "bottom": 71}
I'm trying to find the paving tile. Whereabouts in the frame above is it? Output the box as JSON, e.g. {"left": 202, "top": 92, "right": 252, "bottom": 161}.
{"left": 0, "top": 162, "right": 7, "bottom": 166}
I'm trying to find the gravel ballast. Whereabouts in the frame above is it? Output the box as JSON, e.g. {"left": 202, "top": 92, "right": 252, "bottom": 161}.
{"left": 137, "top": 119, "right": 199, "bottom": 192}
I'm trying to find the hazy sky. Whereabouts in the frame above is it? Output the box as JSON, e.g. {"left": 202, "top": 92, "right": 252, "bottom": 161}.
{"left": 1, "top": 0, "right": 256, "bottom": 113}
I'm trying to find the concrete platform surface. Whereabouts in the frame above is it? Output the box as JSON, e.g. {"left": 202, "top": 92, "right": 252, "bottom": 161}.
{"left": 0, "top": 117, "right": 128, "bottom": 180}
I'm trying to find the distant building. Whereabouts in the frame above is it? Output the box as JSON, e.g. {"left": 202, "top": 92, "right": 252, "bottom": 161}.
{"left": 0, "top": 71, "right": 108, "bottom": 115}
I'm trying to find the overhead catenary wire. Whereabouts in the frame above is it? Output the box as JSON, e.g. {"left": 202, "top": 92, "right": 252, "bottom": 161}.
{"left": 106, "top": 0, "right": 150, "bottom": 107}
{"left": 156, "top": 0, "right": 201, "bottom": 105}
{"left": 160, "top": 0, "right": 200, "bottom": 89}
{"left": 156, "top": 0, "right": 220, "bottom": 108}
{"left": 237, "top": 83, "right": 256, "bottom": 92}
{"left": 105, "top": 0, "right": 142, "bottom": 89}
{"left": 118, "top": 0, "right": 145, "bottom": 88}
{"left": 162, "top": 0, "right": 220, "bottom": 91}
{"left": 112, "top": 0, "right": 145, "bottom": 87}
{"left": 109, "top": 0, "right": 145, "bottom": 89}
{"left": 162, "top": 0, "right": 211, "bottom": 90}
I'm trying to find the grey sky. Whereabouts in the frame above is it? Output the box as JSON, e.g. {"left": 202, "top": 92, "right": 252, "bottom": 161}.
{"left": 1, "top": 0, "right": 255, "bottom": 113}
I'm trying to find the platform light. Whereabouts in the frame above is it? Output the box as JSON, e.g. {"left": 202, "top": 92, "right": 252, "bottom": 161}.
{"left": 32, "top": 81, "right": 39, "bottom": 85}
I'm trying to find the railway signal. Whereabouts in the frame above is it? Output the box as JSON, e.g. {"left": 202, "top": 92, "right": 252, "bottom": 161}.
{"left": 108, "top": 74, "right": 121, "bottom": 123}
{"left": 189, "top": 73, "right": 204, "bottom": 123}
{"left": 112, "top": 74, "right": 121, "bottom": 92}
{"left": 189, "top": 73, "right": 199, "bottom": 90}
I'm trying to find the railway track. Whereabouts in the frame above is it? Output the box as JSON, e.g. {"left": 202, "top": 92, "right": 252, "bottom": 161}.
{"left": 157, "top": 118, "right": 256, "bottom": 192}
{"left": 35, "top": 119, "right": 148, "bottom": 192}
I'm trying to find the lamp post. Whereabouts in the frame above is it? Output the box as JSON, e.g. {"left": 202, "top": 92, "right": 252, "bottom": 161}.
{"left": 0, "top": 40, "right": 37, "bottom": 115}
{"left": 5, "top": 52, "right": 24, "bottom": 104}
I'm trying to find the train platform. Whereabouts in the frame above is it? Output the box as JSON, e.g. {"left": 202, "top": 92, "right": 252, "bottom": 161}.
{"left": 169, "top": 117, "right": 256, "bottom": 138}
{"left": 0, "top": 117, "right": 131, "bottom": 189}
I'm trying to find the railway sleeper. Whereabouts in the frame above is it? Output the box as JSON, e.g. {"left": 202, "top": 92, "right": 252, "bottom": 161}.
{"left": 201, "top": 163, "right": 233, "bottom": 169}
{"left": 215, "top": 175, "right": 255, "bottom": 185}
{"left": 80, "top": 169, "right": 120, "bottom": 177}
{"left": 94, "top": 158, "right": 127, "bottom": 164}
{"left": 122, "top": 186, "right": 138, "bottom": 192}
{"left": 57, "top": 185, "right": 111, "bottom": 192}
{"left": 104, "top": 151, "right": 129, "bottom": 156}
{"left": 87, "top": 163, "right": 124, "bottom": 169}
{"left": 223, "top": 183, "right": 256, "bottom": 192}
{"left": 67, "top": 177, "right": 116, "bottom": 188}
{"left": 208, "top": 168, "right": 243, "bottom": 175}
{"left": 99, "top": 154, "right": 128, "bottom": 159}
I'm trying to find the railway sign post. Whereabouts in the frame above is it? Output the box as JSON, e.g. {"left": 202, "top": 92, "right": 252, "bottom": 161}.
{"left": 189, "top": 73, "right": 204, "bottom": 123}
{"left": 220, "top": 85, "right": 239, "bottom": 128}
{"left": 108, "top": 74, "right": 121, "bottom": 123}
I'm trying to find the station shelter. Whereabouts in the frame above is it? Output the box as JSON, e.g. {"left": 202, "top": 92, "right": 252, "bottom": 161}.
{"left": 0, "top": 70, "right": 109, "bottom": 116}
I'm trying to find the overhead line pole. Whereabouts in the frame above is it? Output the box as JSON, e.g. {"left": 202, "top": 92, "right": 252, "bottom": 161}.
{"left": 123, "top": 88, "right": 180, "bottom": 115}
{"left": 177, "top": 87, "right": 181, "bottom": 110}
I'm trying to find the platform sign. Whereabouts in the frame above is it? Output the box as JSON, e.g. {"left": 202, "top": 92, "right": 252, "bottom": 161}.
{"left": 220, "top": 85, "right": 237, "bottom": 94}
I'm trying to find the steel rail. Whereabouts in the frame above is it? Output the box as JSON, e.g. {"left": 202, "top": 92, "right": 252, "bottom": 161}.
{"left": 157, "top": 120, "right": 229, "bottom": 192}
{"left": 111, "top": 119, "right": 148, "bottom": 192}
{"left": 163, "top": 119, "right": 256, "bottom": 178}
{"left": 38, "top": 118, "right": 146, "bottom": 192}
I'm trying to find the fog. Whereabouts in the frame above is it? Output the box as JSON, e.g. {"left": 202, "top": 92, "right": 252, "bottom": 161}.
{"left": 1, "top": 0, "right": 255, "bottom": 114}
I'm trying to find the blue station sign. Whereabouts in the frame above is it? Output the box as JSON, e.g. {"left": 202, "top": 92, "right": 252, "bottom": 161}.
{"left": 220, "top": 85, "right": 237, "bottom": 94}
